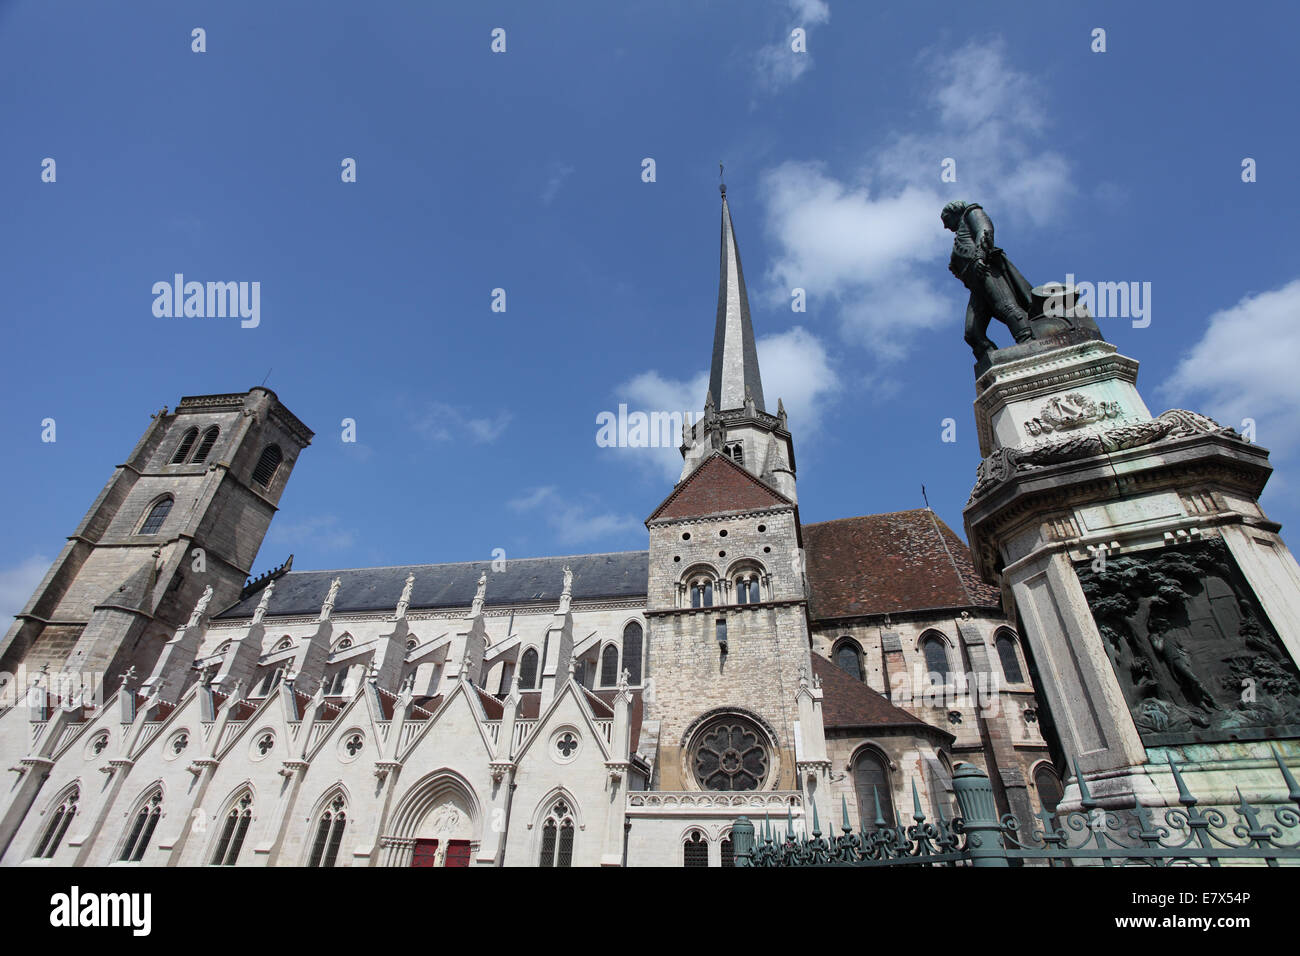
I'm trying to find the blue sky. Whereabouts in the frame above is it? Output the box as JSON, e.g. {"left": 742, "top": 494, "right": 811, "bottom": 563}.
{"left": 3, "top": 0, "right": 1298, "bottom": 619}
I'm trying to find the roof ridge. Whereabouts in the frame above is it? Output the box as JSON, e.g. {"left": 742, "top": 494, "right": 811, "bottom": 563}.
{"left": 260, "top": 550, "right": 651, "bottom": 576}
{"left": 803, "top": 508, "right": 932, "bottom": 528}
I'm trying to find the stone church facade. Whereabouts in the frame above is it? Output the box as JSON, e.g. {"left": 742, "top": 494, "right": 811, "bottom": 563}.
{"left": 0, "top": 188, "right": 1057, "bottom": 867}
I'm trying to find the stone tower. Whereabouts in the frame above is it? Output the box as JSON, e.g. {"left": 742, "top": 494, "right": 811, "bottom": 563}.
{"left": 644, "top": 185, "right": 827, "bottom": 802}
{"left": 0, "top": 387, "right": 312, "bottom": 695}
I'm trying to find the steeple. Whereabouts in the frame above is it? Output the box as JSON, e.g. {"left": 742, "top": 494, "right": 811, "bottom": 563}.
{"left": 708, "top": 183, "right": 765, "bottom": 413}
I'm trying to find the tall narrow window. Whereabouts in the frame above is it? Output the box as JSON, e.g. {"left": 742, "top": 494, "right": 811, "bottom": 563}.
{"left": 211, "top": 793, "right": 253, "bottom": 865}
{"left": 191, "top": 425, "right": 220, "bottom": 464}
{"left": 252, "top": 444, "right": 283, "bottom": 487}
{"left": 921, "top": 635, "right": 950, "bottom": 685}
{"left": 120, "top": 791, "right": 163, "bottom": 862}
{"left": 835, "top": 639, "right": 864, "bottom": 682}
{"left": 34, "top": 789, "right": 78, "bottom": 859}
{"left": 496, "top": 662, "right": 514, "bottom": 696}
{"left": 138, "top": 497, "right": 173, "bottom": 535}
{"left": 720, "top": 835, "right": 735, "bottom": 867}
{"left": 1035, "top": 765, "right": 1064, "bottom": 815}
{"left": 996, "top": 633, "right": 1025, "bottom": 684}
{"left": 683, "top": 830, "right": 709, "bottom": 867}
{"left": 538, "top": 800, "right": 575, "bottom": 867}
{"left": 171, "top": 427, "right": 199, "bottom": 464}
{"left": 518, "top": 648, "right": 539, "bottom": 690}
{"left": 600, "top": 644, "right": 619, "bottom": 687}
{"left": 853, "top": 750, "right": 896, "bottom": 830}
{"left": 308, "top": 796, "right": 347, "bottom": 867}
{"left": 622, "top": 622, "right": 643, "bottom": 684}
{"left": 257, "top": 667, "right": 284, "bottom": 697}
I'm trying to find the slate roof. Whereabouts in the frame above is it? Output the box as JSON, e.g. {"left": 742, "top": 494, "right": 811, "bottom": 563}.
{"left": 811, "top": 653, "right": 947, "bottom": 738}
{"left": 802, "top": 510, "right": 1000, "bottom": 621}
{"left": 215, "top": 551, "right": 649, "bottom": 620}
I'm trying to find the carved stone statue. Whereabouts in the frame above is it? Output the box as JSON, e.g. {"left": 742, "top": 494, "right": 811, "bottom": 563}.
{"left": 188, "top": 585, "right": 214, "bottom": 628}
{"left": 558, "top": 565, "right": 573, "bottom": 614}
{"left": 320, "top": 576, "right": 341, "bottom": 622}
{"left": 471, "top": 571, "right": 487, "bottom": 616}
{"left": 396, "top": 573, "right": 415, "bottom": 619}
{"left": 252, "top": 579, "right": 274, "bottom": 626}
{"left": 942, "top": 201, "right": 1035, "bottom": 363}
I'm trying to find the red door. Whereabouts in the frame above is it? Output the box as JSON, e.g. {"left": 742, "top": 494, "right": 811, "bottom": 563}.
{"left": 411, "top": 839, "right": 439, "bottom": 867}
{"left": 444, "top": 840, "right": 471, "bottom": 868}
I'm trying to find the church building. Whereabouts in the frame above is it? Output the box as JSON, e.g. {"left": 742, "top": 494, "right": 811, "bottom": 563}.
{"left": 0, "top": 187, "right": 1057, "bottom": 867}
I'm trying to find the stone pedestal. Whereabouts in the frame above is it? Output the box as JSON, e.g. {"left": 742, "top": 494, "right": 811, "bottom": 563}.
{"left": 964, "top": 334, "right": 1300, "bottom": 810}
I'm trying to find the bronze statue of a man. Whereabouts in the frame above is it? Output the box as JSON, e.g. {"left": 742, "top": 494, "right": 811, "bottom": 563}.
{"left": 942, "top": 201, "right": 1034, "bottom": 362}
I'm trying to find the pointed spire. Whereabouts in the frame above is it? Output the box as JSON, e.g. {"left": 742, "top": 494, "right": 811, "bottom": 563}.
{"left": 708, "top": 185, "right": 765, "bottom": 413}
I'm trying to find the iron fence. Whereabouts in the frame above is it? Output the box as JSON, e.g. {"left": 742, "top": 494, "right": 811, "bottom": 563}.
{"left": 735, "top": 749, "right": 1300, "bottom": 867}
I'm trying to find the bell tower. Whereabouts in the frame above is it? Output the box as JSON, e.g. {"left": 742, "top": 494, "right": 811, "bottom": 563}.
{"left": 643, "top": 185, "right": 827, "bottom": 802}
{"left": 0, "top": 387, "right": 313, "bottom": 693}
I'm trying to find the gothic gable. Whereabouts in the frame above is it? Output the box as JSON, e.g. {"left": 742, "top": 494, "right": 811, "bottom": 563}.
{"left": 647, "top": 451, "right": 792, "bottom": 523}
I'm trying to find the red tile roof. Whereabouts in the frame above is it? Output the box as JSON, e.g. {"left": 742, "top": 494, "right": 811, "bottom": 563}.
{"left": 803, "top": 509, "right": 999, "bottom": 621}
{"left": 647, "top": 452, "right": 791, "bottom": 523}
{"left": 475, "top": 686, "right": 504, "bottom": 720}
{"left": 811, "top": 654, "right": 946, "bottom": 736}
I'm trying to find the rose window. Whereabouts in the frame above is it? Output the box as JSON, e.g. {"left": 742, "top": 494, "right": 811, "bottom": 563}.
{"left": 690, "top": 717, "right": 769, "bottom": 791}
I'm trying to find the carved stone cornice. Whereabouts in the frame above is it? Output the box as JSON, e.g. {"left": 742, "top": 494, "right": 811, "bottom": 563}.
{"left": 648, "top": 506, "right": 794, "bottom": 530}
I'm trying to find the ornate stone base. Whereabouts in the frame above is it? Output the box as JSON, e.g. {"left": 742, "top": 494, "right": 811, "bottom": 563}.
{"left": 964, "top": 338, "right": 1300, "bottom": 806}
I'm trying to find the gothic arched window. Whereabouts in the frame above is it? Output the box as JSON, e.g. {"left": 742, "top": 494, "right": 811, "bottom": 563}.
{"left": 538, "top": 800, "right": 575, "bottom": 868}
{"left": 834, "top": 638, "right": 864, "bottom": 682}
{"left": 191, "top": 425, "right": 220, "bottom": 464}
{"left": 119, "top": 790, "right": 162, "bottom": 862}
{"left": 211, "top": 793, "right": 253, "bottom": 866}
{"left": 171, "top": 427, "right": 199, "bottom": 464}
{"left": 600, "top": 644, "right": 619, "bottom": 687}
{"left": 518, "top": 648, "right": 539, "bottom": 690}
{"left": 34, "top": 788, "right": 78, "bottom": 859}
{"left": 683, "top": 830, "right": 709, "bottom": 867}
{"left": 689, "top": 714, "right": 770, "bottom": 792}
{"left": 138, "top": 497, "right": 173, "bottom": 535}
{"left": 995, "top": 632, "right": 1025, "bottom": 684}
{"left": 921, "top": 635, "right": 951, "bottom": 685}
{"left": 622, "top": 621, "right": 643, "bottom": 684}
{"left": 308, "top": 795, "right": 347, "bottom": 867}
{"left": 853, "top": 749, "right": 896, "bottom": 830}
{"left": 720, "top": 834, "right": 735, "bottom": 867}
{"left": 252, "top": 444, "right": 283, "bottom": 487}
{"left": 1034, "top": 765, "right": 1064, "bottom": 815}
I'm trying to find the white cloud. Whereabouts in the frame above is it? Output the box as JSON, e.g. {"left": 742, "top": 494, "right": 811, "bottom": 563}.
{"left": 267, "top": 515, "right": 356, "bottom": 554}
{"left": 541, "top": 162, "right": 575, "bottom": 205}
{"left": 754, "top": 0, "right": 830, "bottom": 93}
{"left": 509, "top": 486, "right": 642, "bottom": 546}
{"left": 756, "top": 325, "right": 840, "bottom": 432}
{"left": 411, "top": 402, "right": 512, "bottom": 444}
{"left": 611, "top": 326, "right": 841, "bottom": 482}
{"left": 760, "top": 38, "right": 1073, "bottom": 362}
{"left": 0, "top": 555, "right": 49, "bottom": 625}
{"left": 1160, "top": 278, "right": 1300, "bottom": 453}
